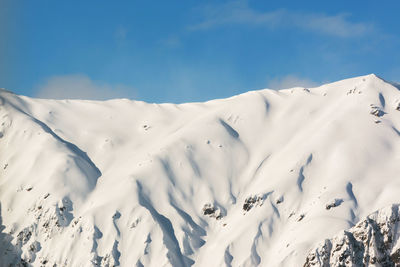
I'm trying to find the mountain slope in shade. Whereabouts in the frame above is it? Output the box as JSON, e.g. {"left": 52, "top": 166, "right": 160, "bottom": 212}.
{"left": 0, "top": 74, "right": 400, "bottom": 266}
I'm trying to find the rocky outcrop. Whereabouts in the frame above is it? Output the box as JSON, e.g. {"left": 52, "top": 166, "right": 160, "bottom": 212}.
{"left": 370, "top": 105, "right": 385, "bottom": 117}
{"left": 202, "top": 203, "right": 223, "bottom": 219}
{"left": 242, "top": 195, "right": 265, "bottom": 212}
{"left": 304, "top": 204, "right": 400, "bottom": 267}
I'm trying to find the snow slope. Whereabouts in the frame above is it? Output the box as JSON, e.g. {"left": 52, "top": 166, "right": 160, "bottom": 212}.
{"left": 0, "top": 74, "right": 399, "bottom": 266}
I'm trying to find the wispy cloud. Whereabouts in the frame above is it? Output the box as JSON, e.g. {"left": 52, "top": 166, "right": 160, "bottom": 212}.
{"left": 189, "top": 0, "right": 373, "bottom": 38}
{"left": 35, "top": 74, "right": 136, "bottom": 100}
{"left": 266, "top": 75, "right": 321, "bottom": 89}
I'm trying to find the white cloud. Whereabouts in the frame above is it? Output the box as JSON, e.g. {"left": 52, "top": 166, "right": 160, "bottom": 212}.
{"left": 266, "top": 75, "right": 321, "bottom": 89}
{"left": 35, "top": 74, "right": 135, "bottom": 100}
{"left": 189, "top": 0, "right": 373, "bottom": 38}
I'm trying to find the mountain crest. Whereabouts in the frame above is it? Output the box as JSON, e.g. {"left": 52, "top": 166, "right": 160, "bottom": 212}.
{"left": 0, "top": 75, "right": 400, "bottom": 266}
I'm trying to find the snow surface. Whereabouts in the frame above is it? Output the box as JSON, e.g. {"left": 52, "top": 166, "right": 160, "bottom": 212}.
{"left": 0, "top": 74, "right": 399, "bottom": 266}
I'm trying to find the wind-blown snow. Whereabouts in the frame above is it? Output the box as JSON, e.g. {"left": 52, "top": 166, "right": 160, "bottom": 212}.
{"left": 0, "top": 74, "right": 399, "bottom": 266}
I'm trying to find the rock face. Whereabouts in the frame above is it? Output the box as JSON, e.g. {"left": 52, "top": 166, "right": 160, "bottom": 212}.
{"left": 304, "top": 204, "right": 400, "bottom": 267}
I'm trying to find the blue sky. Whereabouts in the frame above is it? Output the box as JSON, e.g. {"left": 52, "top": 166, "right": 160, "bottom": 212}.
{"left": 1, "top": 0, "right": 400, "bottom": 103}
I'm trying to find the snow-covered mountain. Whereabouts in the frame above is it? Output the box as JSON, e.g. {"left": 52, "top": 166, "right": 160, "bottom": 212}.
{"left": 0, "top": 74, "right": 400, "bottom": 267}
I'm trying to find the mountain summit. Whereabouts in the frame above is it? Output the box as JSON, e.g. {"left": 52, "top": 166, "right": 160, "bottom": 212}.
{"left": 1, "top": 74, "right": 400, "bottom": 266}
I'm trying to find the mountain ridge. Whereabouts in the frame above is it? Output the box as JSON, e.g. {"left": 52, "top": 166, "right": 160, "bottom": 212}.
{"left": 0, "top": 74, "right": 399, "bottom": 266}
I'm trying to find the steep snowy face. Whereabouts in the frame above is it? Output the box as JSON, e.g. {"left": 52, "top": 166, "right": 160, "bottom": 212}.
{"left": 0, "top": 74, "right": 399, "bottom": 266}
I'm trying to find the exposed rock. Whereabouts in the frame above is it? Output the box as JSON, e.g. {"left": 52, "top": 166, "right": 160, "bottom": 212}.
{"left": 304, "top": 204, "right": 400, "bottom": 266}
{"left": 130, "top": 218, "right": 140, "bottom": 229}
{"left": 25, "top": 240, "right": 41, "bottom": 263}
{"left": 16, "top": 227, "right": 33, "bottom": 246}
{"left": 395, "top": 102, "right": 400, "bottom": 111}
{"left": 243, "top": 195, "right": 265, "bottom": 212}
{"left": 370, "top": 106, "right": 385, "bottom": 117}
{"left": 346, "top": 88, "right": 357, "bottom": 95}
{"left": 297, "top": 214, "right": 305, "bottom": 222}
{"left": 276, "top": 196, "right": 284, "bottom": 205}
{"left": 325, "top": 199, "right": 343, "bottom": 210}
{"left": 202, "top": 203, "right": 222, "bottom": 219}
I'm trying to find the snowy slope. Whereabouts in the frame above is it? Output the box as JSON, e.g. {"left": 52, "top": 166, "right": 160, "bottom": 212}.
{"left": 0, "top": 74, "right": 399, "bottom": 266}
